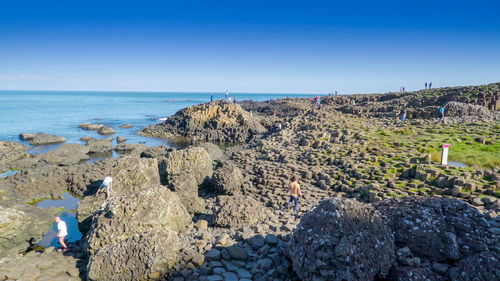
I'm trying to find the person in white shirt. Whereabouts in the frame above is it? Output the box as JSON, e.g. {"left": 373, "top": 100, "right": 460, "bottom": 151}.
{"left": 98, "top": 176, "right": 113, "bottom": 198}
{"left": 54, "top": 216, "right": 68, "bottom": 251}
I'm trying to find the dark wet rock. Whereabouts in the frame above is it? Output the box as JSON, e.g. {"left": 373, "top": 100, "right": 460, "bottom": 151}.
{"left": 79, "top": 123, "right": 105, "bottom": 130}
{"left": 211, "top": 161, "right": 244, "bottom": 195}
{"left": 289, "top": 197, "right": 395, "bottom": 281}
{"left": 97, "top": 126, "right": 115, "bottom": 135}
{"left": 29, "top": 133, "right": 66, "bottom": 145}
{"left": 141, "top": 100, "right": 267, "bottom": 143}
{"left": 86, "top": 187, "right": 190, "bottom": 281}
{"left": 374, "top": 197, "right": 497, "bottom": 261}
{"left": 447, "top": 251, "right": 500, "bottom": 281}
{"left": 213, "top": 195, "right": 270, "bottom": 228}
{"left": 86, "top": 138, "right": 113, "bottom": 153}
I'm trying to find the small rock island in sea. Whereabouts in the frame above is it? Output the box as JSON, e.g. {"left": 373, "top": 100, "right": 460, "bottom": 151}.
{"left": 0, "top": 82, "right": 499, "bottom": 281}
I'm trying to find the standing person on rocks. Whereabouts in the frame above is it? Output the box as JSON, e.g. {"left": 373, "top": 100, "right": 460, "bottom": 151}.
{"left": 429, "top": 82, "right": 432, "bottom": 89}
{"left": 425, "top": 82, "right": 428, "bottom": 89}
{"left": 210, "top": 95, "right": 214, "bottom": 102}
{"left": 54, "top": 216, "right": 68, "bottom": 251}
{"left": 287, "top": 176, "right": 302, "bottom": 211}
{"left": 98, "top": 176, "right": 113, "bottom": 199}
{"left": 438, "top": 105, "right": 446, "bottom": 122}
{"left": 399, "top": 109, "right": 407, "bottom": 122}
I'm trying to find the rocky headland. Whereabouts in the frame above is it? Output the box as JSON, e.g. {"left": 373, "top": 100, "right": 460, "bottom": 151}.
{"left": 0, "top": 82, "right": 499, "bottom": 281}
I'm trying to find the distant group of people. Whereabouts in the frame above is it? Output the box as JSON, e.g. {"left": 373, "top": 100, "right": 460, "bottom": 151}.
{"left": 399, "top": 86, "right": 406, "bottom": 92}
{"left": 425, "top": 82, "right": 433, "bottom": 89}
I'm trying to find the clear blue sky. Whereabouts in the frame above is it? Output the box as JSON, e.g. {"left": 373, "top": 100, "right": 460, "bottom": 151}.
{"left": 1, "top": 0, "right": 499, "bottom": 93}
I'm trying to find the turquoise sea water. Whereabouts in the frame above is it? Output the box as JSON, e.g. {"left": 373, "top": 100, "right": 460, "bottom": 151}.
{"left": 0, "top": 91, "right": 314, "bottom": 150}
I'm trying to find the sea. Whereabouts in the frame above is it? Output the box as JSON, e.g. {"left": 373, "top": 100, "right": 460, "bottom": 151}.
{"left": 0, "top": 90, "right": 315, "bottom": 153}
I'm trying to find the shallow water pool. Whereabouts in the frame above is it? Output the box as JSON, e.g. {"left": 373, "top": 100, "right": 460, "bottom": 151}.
{"left": 36, "top": 192, "right": 83, "bottom": 248}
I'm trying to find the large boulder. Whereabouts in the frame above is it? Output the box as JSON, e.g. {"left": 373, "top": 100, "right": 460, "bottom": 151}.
{"left": 29, "top": 133, "right": 66, "bottom": 145}
{"left": 86, "top": 187, "right": 190, "bottom": 281}
{"left": 75, "top": 157, "right": 161, "bottom": 233}
{"left": 141, "top": 100, "right": 267, "bottom": 142}
{"left": 0, "top": 202, "right": 52, "bottom": 259}
{"left": 213, "top": 195, "right": 270, "bottom": 228}
{"left": 140, "top": 146, "right": 172, "bottom": 159}
{"left": 161, "top": 146, "right": 213, "bottom": 186}
{"left": 211, "top": 161, "right": 244, "bottom": 195}
{"left": 374, "top": 197, "right": 497, "bottom": 261}
{"left": 289, "top": 198, "right": 395, "bottom": 281}
{"left": 198, "top": 142, "right": 225, "bottom": 161}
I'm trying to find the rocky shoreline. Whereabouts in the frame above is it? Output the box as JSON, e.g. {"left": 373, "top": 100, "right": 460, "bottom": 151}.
{"left": 1, "top": 82, "right": 499, "bottom": 281}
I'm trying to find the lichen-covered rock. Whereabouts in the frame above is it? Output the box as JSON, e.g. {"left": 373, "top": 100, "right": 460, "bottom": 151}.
{"left": 87, "top": 229, "right": 180, "bottom": 281}
{"left": 289, "top": 198, "right": 395, "bottom": 281}
{"left": 86, "top": 187, "right": 190, "bottom": 281}
{"left": 161, "top": 146, "right": 213, "bottom": 186}
{"left": 0, "top": 203, "right": 52, "bottom": 259}
{"left": 213, "top": 195, "right": 269, "bottom": 228}
{"left": 447, "top": 252, "right": 500, "bottom": 281}
{"left": 374, "top": 197, "right": 497, "bottom": 261}
{"left": 29, "top": 133, "right": 66, "bottom": 145}
{"left": 141, "top": 100, "right": 267, "bottom": 142}
{"left": 211, "top": 161, "right": 244, "bottom": 195}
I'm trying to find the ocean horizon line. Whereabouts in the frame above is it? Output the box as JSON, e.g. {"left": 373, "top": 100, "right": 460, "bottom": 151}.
{"left": 0, "top": 89, "right": 325, "bottom": 96}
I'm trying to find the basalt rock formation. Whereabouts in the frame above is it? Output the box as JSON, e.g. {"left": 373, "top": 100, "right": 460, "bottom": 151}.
{"left": 141, "top": 100, "right": 267, "bottom": 142}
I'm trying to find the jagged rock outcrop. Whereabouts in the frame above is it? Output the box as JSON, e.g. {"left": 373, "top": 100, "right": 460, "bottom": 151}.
{"left": 289, "top": 198, "right": 395, "bottom": 281}
{"left": 141, "top": 100, "right": 267, "bottom": 142}
{"left": 374, "top": 197, "right": 497, "bottom": 261}
{"left": 211, "top": 160, "right": 244, "bottom": 195}
{"left": 213, "top": 195, "right": 270, "bottom": 228}
{"left": 140, "top": 145, "right": 173, "bottom": 159}
{"left": 86, "top": 187, "right": 190, "bottom": 281}
{"left": 198, "top": 142, "right": 225, "bottom": 161}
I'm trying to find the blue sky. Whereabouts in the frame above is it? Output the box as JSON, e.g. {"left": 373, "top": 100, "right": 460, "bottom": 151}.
{"left": 1, "top": 0, "right": 499, "bottom": 93}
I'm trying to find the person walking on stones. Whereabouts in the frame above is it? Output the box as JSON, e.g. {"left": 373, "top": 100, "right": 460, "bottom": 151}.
{"left": 399, "top": 109, "right": 407, "bottom": 122}
{"left": 287, "top": 176, "right": 302, "bottom": 212}
{"left": 54, "top": 216, "right": 68, "bottom": 252}
{"left": 438, "top": 105, "right": 445, "bottom": 122}
{"left": 98, "top": 176, "right": 113, "bottom": 199}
